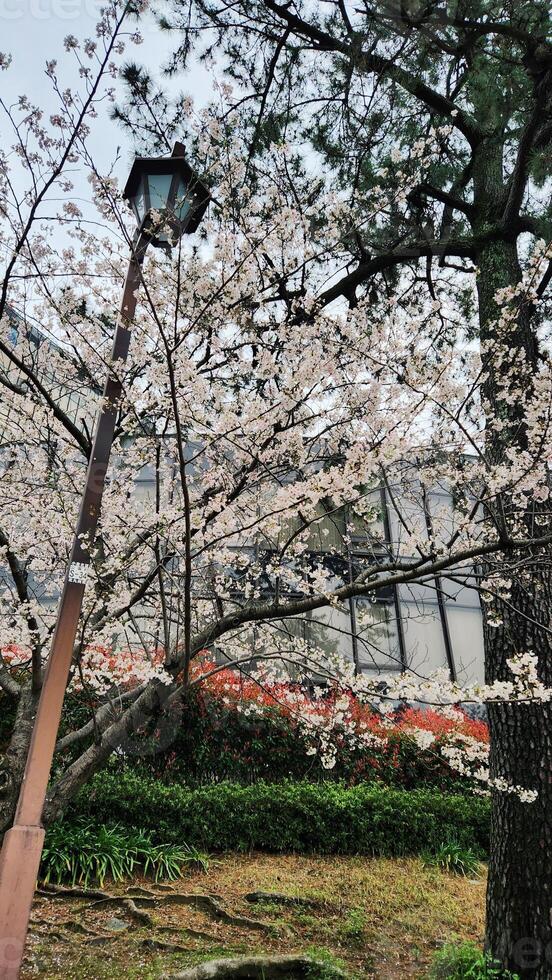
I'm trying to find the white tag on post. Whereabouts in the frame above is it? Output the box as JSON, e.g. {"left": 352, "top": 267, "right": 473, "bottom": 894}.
{"left": 68, "top": 562, "right": 90, "bottom": 586}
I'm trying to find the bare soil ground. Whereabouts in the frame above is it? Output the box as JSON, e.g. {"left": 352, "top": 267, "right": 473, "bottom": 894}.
{"left": 21, "top": 854, "right": 485, "bottom": 979}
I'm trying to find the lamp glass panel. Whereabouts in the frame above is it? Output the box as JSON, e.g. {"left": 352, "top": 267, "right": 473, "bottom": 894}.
{"left": 132, "top": 177, "right": 146, "bottom": 223}
{"left": 175, "top": 175, "right": 193, "bottom": 222}
{"left": 147, "top": 172, "right": 174, "bottom": 211}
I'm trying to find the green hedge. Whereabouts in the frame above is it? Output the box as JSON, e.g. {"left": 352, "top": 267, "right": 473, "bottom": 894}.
{"left": 70, "top": 771, "right": 490, "bottom": 857}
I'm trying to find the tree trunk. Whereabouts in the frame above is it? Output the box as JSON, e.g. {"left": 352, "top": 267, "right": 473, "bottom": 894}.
{"left": 1, "top": 675, "right": 171, "bottom": 835}
{"left": 0, "top": 686, "right": 38, "bottom": 837}
{"left": 486, "top": 702, "right": 552, "bottom": 976}
{"left": 485, "top": 592, "right": 552, "bottom": 979}
{"left": 476, "top": 238, "right": 552, "bottom": 978}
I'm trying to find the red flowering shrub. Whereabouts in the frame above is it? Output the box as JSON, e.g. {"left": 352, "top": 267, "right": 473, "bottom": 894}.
{"left": 1, "top": 644, "right": 488, "bottom": 791}
{"left": 396, "top": 706, "right": 489, "bottom": 744}
{"left": 192, "top": 659, "right": 488, "bottom": 746}
{"left": 141, "top": 660, "right": 489, "bottom": 791}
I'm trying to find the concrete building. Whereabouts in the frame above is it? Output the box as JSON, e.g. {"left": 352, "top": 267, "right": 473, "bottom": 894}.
{"left": 0, "top": 311, "right": 485, "bottom": 685}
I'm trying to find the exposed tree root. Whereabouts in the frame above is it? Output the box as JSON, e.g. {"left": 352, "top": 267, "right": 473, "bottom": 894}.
{"left": 152, "top": 894, "right": 271, "bottom": 931}
{"left": 162, "top": 954, "right": 347, "bottom": 978}
{"left": 32, "top": 931, "right": 68, "bottom": 943}
{"left": 120, "top": 898, "right": 155, "bottom": 927}
{"left": 36, "top": 883, "right": 110, "bottom": 900}
{"left": 37, "top": 887, "right": 155, "bottom": 928}
{"left": 157, "top": 925, "right": 217, "bottom": 942}
{"left": 32, "top": 910, "right": 123, "bottom": 942}
{"left": 244, "top": 892, "right": 321, "bottom": 909}
{"left": 143, "top": 938, "right": 192, "bottom": 954}
{"left": 33, "top": 881, "right": 273, "bottom": 965}
{"left": 81, "top": 896, "right": 155, "bottom": 927}
{"left": 58, "top": 919, "right": 107, "bottom": 936}
{"left": 85, "top": 892, "right": 270, "bottom": 931}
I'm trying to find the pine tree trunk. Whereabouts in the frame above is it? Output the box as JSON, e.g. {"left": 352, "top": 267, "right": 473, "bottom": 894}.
{"left": 486, "top": 705, "right": 552, "bottom": 976}
{"left": 485, "top": 593, "right": 552, "bottom": 978}
{"left": 476, "top": 239, "right": 552, "bottom": 978}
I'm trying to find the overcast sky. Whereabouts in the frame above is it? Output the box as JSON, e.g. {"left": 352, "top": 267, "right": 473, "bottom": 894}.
{"left": 0, "top": 1, "right": 220, "bottom": 328}
{"left": 1, "top": 1, "right": 214, "bottom": 191}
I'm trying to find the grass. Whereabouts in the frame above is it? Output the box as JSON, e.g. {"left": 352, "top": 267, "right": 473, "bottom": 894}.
{"left": 22, "top": 853, "right": 486, "bottom": 979}
{"left": 340, "top": 908, "right": 367, "bottom": 944}
{"left": 306, "top": 948, "right": 350, "bottom": 978}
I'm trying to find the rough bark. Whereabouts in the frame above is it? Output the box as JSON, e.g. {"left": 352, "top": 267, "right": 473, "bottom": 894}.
{"left": 476, "top": 230, "right": 552, "bottom": 977}
{"left": 0, "top": 686, "right": 38, "bottom": 836}
{"left": 486, "top": 698, "right": 552, "bottom": 977}
{"left": 483, "top": 537, "right": 552, "bottom": 977}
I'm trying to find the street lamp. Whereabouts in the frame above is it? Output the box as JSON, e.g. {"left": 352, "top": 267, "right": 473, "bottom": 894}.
{"left": 0, "top": 142, "right": 209, "bottom": 980}
{"left": 124, "top": 141, "right": 209, "bottom": 248}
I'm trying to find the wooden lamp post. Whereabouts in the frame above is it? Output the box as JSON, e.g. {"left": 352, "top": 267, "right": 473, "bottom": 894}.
{"left": 0, "top": 142, "right": 209, "bottom": 980}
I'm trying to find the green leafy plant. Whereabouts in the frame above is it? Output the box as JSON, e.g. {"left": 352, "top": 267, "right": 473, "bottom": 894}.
{"left": 67, "top": 770, "right": 490, "bottom": 858}
{"left": 430, "top": 941, "right": 519, "bottom": 979}
{"left": 422, "top": 841, "right": 482, "bottom": 877}
{"left": 41, "top": 820, "right": 208, "bottom": 887}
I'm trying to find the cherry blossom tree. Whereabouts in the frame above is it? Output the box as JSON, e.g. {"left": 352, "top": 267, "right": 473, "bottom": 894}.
{"left": 116, "top": 2, "right": 552, "bottom": 972}
{"left": 1, "top": 7, "right": 552, "bottom": 974}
